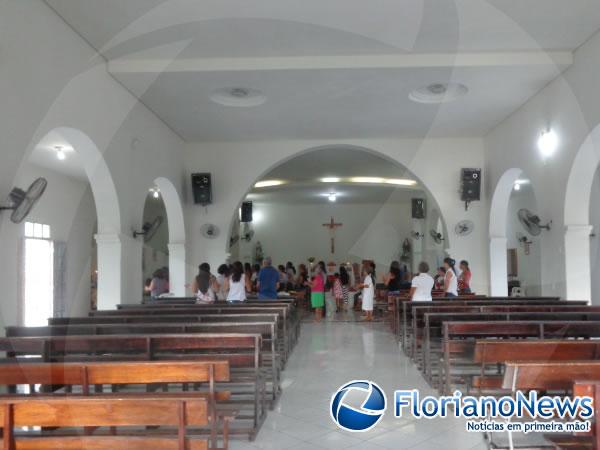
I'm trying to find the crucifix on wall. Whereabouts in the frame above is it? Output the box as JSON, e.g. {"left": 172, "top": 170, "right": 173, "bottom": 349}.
{"left": 322, "top": 216, "right": 343, "bottom": 254}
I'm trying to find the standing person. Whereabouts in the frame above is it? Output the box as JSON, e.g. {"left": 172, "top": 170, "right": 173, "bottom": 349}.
{"left": 357, "top": 265, "right": 375, "bottom": 321}
{"left": 277, "top": 265, "right": 288, "bottom": 291}
{"left": 296, "top": 264, "right": 309, "bottom": 289}
{"left": 311, "top": 265, "right": 325, "bottom": 321}
{"left": 384, "top": 261, "right": 401, "bottom": 295}
{"left": 148, "top": 268, "right": 169, "bottom": 299}
{"left": 410, "top": 262, "right": 435, "bottom": 301}
{"left": 286, "top": 262, "right": 296, "bottom": 288}
{"left": 332, "top": 272, "right": 343, "bottom": 312}
{"left": 251, "top": 264, "right": 261, "bottom": 292}
{"left": 215, "top": 264, "right": 230, "bottom": 301}
{"left": 339, "top": 265, "right": 351, "bottom": 310}
{"left": 191, "top": 264, "right": 216, "bottom": 304}
{"left": 458, "top": 260, "right": 472, "bottom": 294}
{"left": 257, "top": 257, "right": 280, "bottom": 299}
{"left": 226, "top": 261, "right": 250, "bottom": 302}
{"left": 443, "top": 257, "right": 459, "bottom": 297}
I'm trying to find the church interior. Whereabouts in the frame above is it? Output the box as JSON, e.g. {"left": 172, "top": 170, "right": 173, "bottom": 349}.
{"left": 3, "top": 1, "right": 600, "bottom": 449}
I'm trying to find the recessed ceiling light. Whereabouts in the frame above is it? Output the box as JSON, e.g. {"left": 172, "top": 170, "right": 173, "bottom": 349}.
{"left": 350, "top": 177, "right": 385, "bottom": 184}
{"left": 55, "top": 146, "right": 66, "bottom": 161}
{"left": 210, "top": 87, "right": 266, "bottom": 107}
{"left": 321, "top": 177, "right": 341, "bottom": 183}
{"left": 409, "top": 82, "right": 468, "bottom": 104}
{"left": 254, "top": 180, "right": 286, "bottom": 188}
{"left": 538, "top": 129, "right": 559, "bottom": 158}
{"left": 385, "top": 179, "right": 417, "bottom": 186}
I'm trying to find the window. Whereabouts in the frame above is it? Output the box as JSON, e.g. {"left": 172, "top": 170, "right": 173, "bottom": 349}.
{"left": 24, "top": 221, "right": 50, "bottom": 239}
{"left": 22, "top": 222, "right": 54, "bottom": 326}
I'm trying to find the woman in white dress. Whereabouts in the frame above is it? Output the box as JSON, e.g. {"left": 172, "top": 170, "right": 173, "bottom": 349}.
{"left": 443, "top": 257, "right": 459, "bottom": 297}
{"left": 225, "top": 261, "right": 251, "bottom": 303}
{"left": 357, "top": 265, "right": 375, "bottom": 321}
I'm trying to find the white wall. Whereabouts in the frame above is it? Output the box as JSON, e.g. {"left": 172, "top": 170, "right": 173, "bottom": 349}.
{"left": 0, "top": 164, "right": 97, "bottom": 326}
{"left": 506, "top": 186, "right": 542, "bottom": 296}
{"left": 0, "top": 0, "right": 186, "bottom": 320}
{"left": 184, "top": 138, "right": 489, "bottom": 293}
{"left": 590, "top": 173, "right": 600, "bottom": 304}
{"left": 485, "top": 29, "right": 600, "bottom": 301}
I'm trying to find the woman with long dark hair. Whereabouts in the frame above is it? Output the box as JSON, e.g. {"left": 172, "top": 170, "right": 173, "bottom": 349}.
{"left": 192, "top": 263, "right": 216, "bottom": 304}
{"left": 458, "top": 260, "right": 472, "bottom": 294}
{"left": 226, "top": 261, "right": 250, "bottom": 302}
{"left": 443, "top": 257, "right": 459, "bottom": 297}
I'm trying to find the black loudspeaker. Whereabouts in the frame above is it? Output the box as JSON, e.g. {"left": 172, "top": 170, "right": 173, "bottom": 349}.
{"left": 241, "top": 201, "right": 253, "bottom": 223}
{"left": 191, "top": 173, "right": 212, "bottom": 205}
{"left": 461, "top": 168, "right": 481, "bottom": 202}
{"left": 411, "top": 198, "right": 426, "bottom": 219}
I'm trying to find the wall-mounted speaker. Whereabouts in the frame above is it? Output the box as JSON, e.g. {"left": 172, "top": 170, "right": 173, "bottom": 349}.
{"left": 461, "top": 168, "right": 481, "bottom": 202}
{"left": 241, "top": 201, "right": 253, "bottom": 223}
{"left": 191, "top": 173, "right": 212, "bottom": 205}
{"left": 411, "top": 198, "right": 426, "bottom": 219}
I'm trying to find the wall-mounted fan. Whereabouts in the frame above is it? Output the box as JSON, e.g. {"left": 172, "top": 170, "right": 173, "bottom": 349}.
{"left": 133, "top": 216, "right": 163, "bottom": 242}
{"left": 200, "top": 223, "right": 220, "bottom": 239}
{"left": 400, "top": 238, "right": 411, "bottom": 262}
{"left": 518, "top": 209, "right": 551, "bottom": 236}
{"left": 411, "top": 231, "right": 424, "bottom": 240}
{"left": 430, "top": 229, "right": 445, "bottom": 244}
{"left": 229, "top": 234, "right": 240, "bottom": 247}
{"left": 0, "top": 178, "right": 47, "bottom": 223}
{"left": 454, "top": 220, "right": 474, "bottom": 237}
{"left": 240, "top": 222, "right": 254, "bottom": 242}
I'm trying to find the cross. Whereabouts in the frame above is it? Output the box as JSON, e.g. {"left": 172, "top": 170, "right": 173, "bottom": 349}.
{"left": 322, "top": 217, "right": 343, "bottom": 254}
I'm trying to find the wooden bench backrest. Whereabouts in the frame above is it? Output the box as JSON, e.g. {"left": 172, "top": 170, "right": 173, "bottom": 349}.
{"left": 0, "top": 360, "right": 230, "bottom": 386}
{"left": 503, "top": 361, "right": 600, "bottom": 390}
{"left": 50, "top": 313, "right": 280, "bottom": 325}
{"left": 474, "top": 340, "right": 600, "bottom": 364}
{"left": 445, "top": 320, "right": 600, "bottom": 339}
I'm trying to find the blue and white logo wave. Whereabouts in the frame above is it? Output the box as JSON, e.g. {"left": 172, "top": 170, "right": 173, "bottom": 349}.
{"left": 330, "top": 380, "right": 387, "bottom": 432}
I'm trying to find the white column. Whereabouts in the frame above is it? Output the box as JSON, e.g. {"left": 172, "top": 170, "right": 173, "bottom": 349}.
{"left": 168, "top": 242, "right": 187, "bottom": 297}
{"left": 489, "top": 236, "right": 508, "bottom": 297}
{"left": 565, "top": 224, "right": 593, "bottom": 303}
{"left": 94, "top": 233, "right": 123, "bottom": 310}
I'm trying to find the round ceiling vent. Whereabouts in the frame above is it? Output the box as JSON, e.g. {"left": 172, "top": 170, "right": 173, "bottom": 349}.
{"left": 210, "top": 87, "right": 266, "bottom": 107}
{"left": 409, "top": 82, "right": 468, "bottom": 104}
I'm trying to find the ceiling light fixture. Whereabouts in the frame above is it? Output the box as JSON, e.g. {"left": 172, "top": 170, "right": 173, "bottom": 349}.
{"left": 55, "top": 146, "right": 66, "bottom": 161}
{"left": 254, "top": 180, "right": 286, "bottom": 188}
{"left": 514, "top": 182, "right": 521, "bottom": 191}
{"left": 538, "top": 129, "right": 559, "bottom": 158}
{"left": 409, "top": 82, "right": 468, "bottom": 104}
{"left": 328, "top": 192, "right": 337, "bottom": 202}
{"left": 149, "top": 187, "right": 160, "bottom": 199}
{"left": 385, "top": 179, "right": 417, "bottom": 186}
{"left": 210, "top": 87, "right": 266, "bottom": 107}
{"left": 350, "top": 177, "right": 385, "bottom": 184}
{"left": 321, "top": 177, "right": 341, "bottom": 183}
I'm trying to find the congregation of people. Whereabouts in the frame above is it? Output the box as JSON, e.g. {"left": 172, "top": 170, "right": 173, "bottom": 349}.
{"left": 149, "top": 254, "right": 473, "bottom": 322}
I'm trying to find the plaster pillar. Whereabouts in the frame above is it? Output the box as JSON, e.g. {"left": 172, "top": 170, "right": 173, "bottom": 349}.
{"left": 565, "top": 224, "right": 593, "bottom": 303}
{"left": 489, "top": 236, "right": 508, "bottom": 296}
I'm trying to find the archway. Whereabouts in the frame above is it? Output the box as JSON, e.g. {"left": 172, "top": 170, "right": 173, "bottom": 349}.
{"left": 139, "top": 177, "right": 186, "bottom": 297}
{"left": 489, "top": 168, "right": 543, "bottom": 296}
{"left": 227, "top": 146, "right": 450, "bottom": 278}
{"left": 564, "top": 124, "right": 600, "bottom": 303}
{"left": 21, "top": 127, "right": 122, "bottom": 316}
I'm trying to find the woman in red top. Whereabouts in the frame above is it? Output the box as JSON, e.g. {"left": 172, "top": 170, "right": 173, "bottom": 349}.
{"left": 458, "top": 260, "right": 472, "bottom": 294}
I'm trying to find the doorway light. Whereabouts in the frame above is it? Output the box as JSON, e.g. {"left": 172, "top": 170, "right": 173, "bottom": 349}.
{"left": 538, "top": 129, "right": 559, "bottom": 158}
{"left": 55, "top": 146, "right": 66, "bottom": 161}
{"left": 328, "top": 192, "right": 337, "bottom": 202}
{"left": 321, "top": 177, "right": 341, "bottom": 183}
{"left": 254, "top": 180, "right": 286, "bottom": 188}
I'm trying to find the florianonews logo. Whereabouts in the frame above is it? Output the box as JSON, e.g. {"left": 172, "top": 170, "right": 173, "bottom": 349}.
{"left": 330, "top": 380, "right": 387, "bottom": 432}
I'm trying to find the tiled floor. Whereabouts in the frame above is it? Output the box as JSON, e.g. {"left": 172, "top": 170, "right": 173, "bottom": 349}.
{"left": 230, "top": 317, "right": 487, "bottom": 450}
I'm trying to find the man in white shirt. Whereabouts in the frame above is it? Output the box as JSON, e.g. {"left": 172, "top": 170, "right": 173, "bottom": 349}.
{"left": 410, "top": 262, "right": 435, "bottom": 301}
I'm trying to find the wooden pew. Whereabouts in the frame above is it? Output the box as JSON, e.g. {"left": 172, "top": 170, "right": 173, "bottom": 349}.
{"left": 442, "top": 321, "right": 600, "bottom": 395}
{"left": 5, "top": 322, "right": 281, "bottom": 408}
{"left": 413, "top": 307, "right": 600, "bottom": 380}
{"left": 471, "top": 340, "right": 600, "bottom": 395}
{"left": 92, "top": 305, "right": 299, "bottom": 357}
{"left": 0, "top": 334, "right": 266, "bottom": 440}
{"left": 398, "top": 298, "right": 573, "bottom": 349}
{"left": 0, "top": 396, "right": 208, "bottom": 450}
{"left": 0, "top": 360, "right": 229, "bottom": 448}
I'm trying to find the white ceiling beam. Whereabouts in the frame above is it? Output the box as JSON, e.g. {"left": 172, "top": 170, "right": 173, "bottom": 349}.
{"left": 108, "top": 51, "right": 573, "bottom": 73}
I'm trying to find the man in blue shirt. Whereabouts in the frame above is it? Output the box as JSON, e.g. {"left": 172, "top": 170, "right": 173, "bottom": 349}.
{"left": 257, "top": 257, "right": 280, "bottom": 299}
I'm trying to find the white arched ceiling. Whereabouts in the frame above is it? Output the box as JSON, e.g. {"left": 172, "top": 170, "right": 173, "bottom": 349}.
{"left": 563, "top": 124, "right": 600, "bottom": 302}
{"left": 226, "top": 144, "right": 451, "bottom": 256}
{"left": 153, "top": 176, "right": 186, "bottom": 296}
{"left": 488, "top": 168, "right": 523, "bottom": 296}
